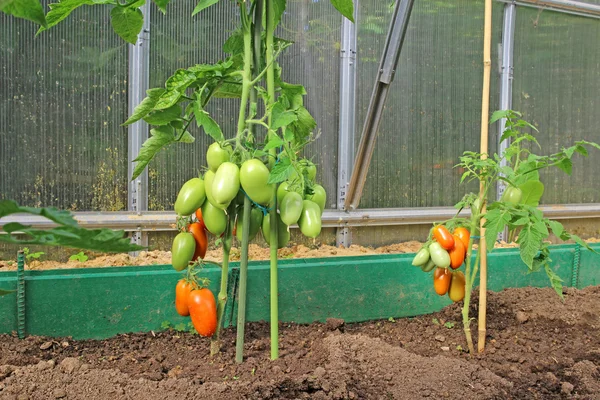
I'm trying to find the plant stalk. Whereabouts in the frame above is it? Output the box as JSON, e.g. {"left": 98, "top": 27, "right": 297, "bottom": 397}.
{"left": 235, "top": 196, "right": 252, "bottom": 363}
{"left": 265, "top": 0, "right": 279, "bottom": 360}
{"left": 210, "top": 203, "right": 236, "bottom": 356}
{"left": 462, "top": 215, "right": 482, "bottom": 355}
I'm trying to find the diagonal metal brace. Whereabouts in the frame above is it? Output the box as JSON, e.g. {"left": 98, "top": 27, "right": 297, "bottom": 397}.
{"left": 344, "top": 0, "right": 416, "bottom": 210}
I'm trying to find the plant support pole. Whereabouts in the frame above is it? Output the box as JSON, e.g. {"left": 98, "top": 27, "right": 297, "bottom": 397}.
{"left": 478, "top": 0, "right": 493, "bottom": 354}
{"left": 16, "top": 250, "right": 25, "bottom": 339}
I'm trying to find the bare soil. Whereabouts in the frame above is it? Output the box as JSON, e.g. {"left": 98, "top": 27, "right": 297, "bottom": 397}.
{"left": 1, "top": 286, "right": 599, "bottom": 399}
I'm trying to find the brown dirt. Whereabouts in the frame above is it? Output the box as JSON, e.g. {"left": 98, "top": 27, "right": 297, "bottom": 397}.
{"left": 5, "top": 238, "right": 598, "bottom": 271}
{"left": 2, "top": 286, "right": 600, "bottom": 399}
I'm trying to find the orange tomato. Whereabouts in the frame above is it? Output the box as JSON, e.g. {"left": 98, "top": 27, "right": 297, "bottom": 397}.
{"left": 453, "top": 227, "right": 470, "bottom": 249}
{"left": 175, "top": 279, "right": 196, "bottom": 317}
{"left": 432, "top": 225, "right": 455, "bottom": 250}
{"left": 448, "top": 271, "right": 466, "bottom": 302}
{"left": 195, "top": 208, "right": 206, "bottom": 231}
{"left": 433, "top": 267, "right": 452, "bottom": 296}
{"left": 188, "top": 222, "right": 208, "bottom": 260}
{"left": 449, "top": 235, "right": 466, "bottom": 269}
{"left": 188, "top": 288, "right": 217, "bottom": 337}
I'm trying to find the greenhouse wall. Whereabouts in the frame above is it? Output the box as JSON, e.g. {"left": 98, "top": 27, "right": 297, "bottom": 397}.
{"left": 1, "top": 0, "right": 599, "bottom": 252}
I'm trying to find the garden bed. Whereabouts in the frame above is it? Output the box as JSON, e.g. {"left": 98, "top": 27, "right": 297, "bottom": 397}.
{"left": 1, "top": 285, "right": 599, "bottom": 399}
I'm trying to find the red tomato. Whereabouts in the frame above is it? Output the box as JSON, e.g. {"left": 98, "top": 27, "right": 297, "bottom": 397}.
{"left": 188, "top": 288, "right": 217, "bottom": 337}
{"left": 433, "top": 267, "right": 452, "bottom": 296}
{"left": 188, "top": 222, "right": 208, "bottom": 260}
{"left": 432, "top": 225, "right": 455, "bottom": 250}
{"left": 175, "top": 279, "right": 196, "bottom": 317}
{"left": 195, "top": 208, "right": 206, "bottom": 231}
{"left": 449, "top": 235, "right": 466, "bottom": 269}
{"left": 453, "top": 227, "right": 470, "bottom": 249}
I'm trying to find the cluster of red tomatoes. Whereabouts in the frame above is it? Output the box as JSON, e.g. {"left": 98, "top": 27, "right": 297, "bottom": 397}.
{"left": 412, "top": 225, "right": 470, "bottom": 302}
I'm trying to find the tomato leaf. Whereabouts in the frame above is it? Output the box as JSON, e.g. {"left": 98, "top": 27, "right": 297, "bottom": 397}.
{"left": 193, "top": 101, "right": 224, "bottom": 142}
{"left": 518, "top": 180, "right": 544, "bottom": 207}
{"left": 1, "top": 0, "right": 47, "bottom": 26}
{"left": 155, "top": 70, "right": 197, "bottom": 110}
{"left": 110, "top": 6, "right": 143, "bottom": 44}
{"left": 330, "top": 0, "right": 354, "bottom": 22}
{"left": 290, "top": 106, "right": 316, "bottom": 143}
{"left": 263, "top": 136, "right": 284, "bottom": 151}
{"left": 273, "top": 0, "right": 286, "bottom": 27}
{"left": 192, "top": 0, "right": 219, "bottom": 16}
{"left": 544, "top": 264, "right": 564, "bottom": 300}
{"left": 268, "top": 157, "right": 294, "bottom": 184}
{"left": 546, "top": 219, "right": 564, "bottom": 240}
{"left": 152, "top": 0, "right": 170, "bottom": 13}
{"left": 490, "top": 109, "right": 512, "bottom": 124}
{"left": 271, "top": 101, "right": 298, "bottom": 130}
{"left": 123, "top": 88, "right": 166, "bottom": 126}
{"left": 483, "top": 208, "right": 511, "bottom": 251}
{"left": 554, "top": 158, "right": 573, "bottom": 175}
{"left": 517, "top": 223, "right": 544, "bottom": 269}
{"left": 143, "top": 104, "right": 182, "bottom": 126}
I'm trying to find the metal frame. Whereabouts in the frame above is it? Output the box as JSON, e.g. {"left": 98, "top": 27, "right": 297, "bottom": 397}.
{"left": 343, "top": 0, "right": 416, "bottom": 211}
{"left": 127, "top": 2, "right": 151, "bottom": 251}
{"left": 496, "top": 2, "right": 517, "bottom": 241}
{"left": 4, "top": 204, "right": 599, "bottom": 232}
{"left": 496, "top": 0, "right": 600, "bottom": 19}
{"left": 336, "top": 1, "right": 359, "bottom": 247}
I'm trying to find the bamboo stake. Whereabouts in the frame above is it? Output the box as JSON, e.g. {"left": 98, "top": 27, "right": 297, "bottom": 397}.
{"left": 478, "top": 0, "right": 493, "bottom": 354}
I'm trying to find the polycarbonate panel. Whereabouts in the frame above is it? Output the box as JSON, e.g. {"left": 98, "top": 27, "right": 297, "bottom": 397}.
{"left": 356, "top": 0, "right": 503, "bottom": 208}
{"left": 512, "top": 8, "right": 600, "bottom": 204}
{"left": 0, "top": 6, "right": 128, "bottom": 211}
{"left": 147, "top": 0, "right": 340, "bottom": 210}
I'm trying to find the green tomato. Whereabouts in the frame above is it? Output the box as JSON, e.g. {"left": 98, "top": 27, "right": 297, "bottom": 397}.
{"left": 299, "top": 159, "right": 317, "bottom": 181}
{"left": 429, "top": 242, "right": 451, "bottom": 269}
{"left": 240, "top": 159, "right": 274, "bottom": 206}
{"left": 298, "top": 200, "right": 322, "bottom": 238}
{"left": 202, "top": 200, "right": 227, "bottom": 236}
{"left": 501, "top": 186, "right": 523, "bottom": 205}
{"left": 171, "top": 232, "right": 196, "bottom": 271}
{"left": 206, "top": 142, "right": 232, "bottom": 172}
{"left": 262, "top": 213, "right": 290, "bottom": 248}
{"left": 411, "top": 247, "right": 430, "bottom": 267}
{"left": 212, "top": 162, "right": 240, "bottom": 208}
{"left": 420, "top": 258, "right": 436, "bottom": 273}
{"left": 174, "top": 178, "right": 206, "bottom": 217}
{"left": 277, "top": 181, "right": 290, "bottom": 205}
{"left": 307, "top": 184, "right": 326, "bottom": 213}
{"left": 204, "top": 170, "right": 218, "bottom": 207}
{"left": 236, "top": 206, "right": 264, "bottom": 242}
{"left": 280, "top": 192, "right": 303, "bottom": 226}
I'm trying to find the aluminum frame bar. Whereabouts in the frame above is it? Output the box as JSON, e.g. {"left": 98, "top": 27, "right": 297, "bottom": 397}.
{"left": 3, "top": 204, "right": 599, "bottom": 231}
{"left": 496, "top": 0, "right": 600, "bottom": 19}
{"left": 343, "top": 0, "right": 415, "bottom": 211}
{"left": 336, "top": 1, "right": 358, "bottom": 247}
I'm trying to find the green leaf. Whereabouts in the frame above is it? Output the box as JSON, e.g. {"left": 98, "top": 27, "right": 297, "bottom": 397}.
{"left": 330, "top": 0, "right": 354, "bottom": 22}
{"left": 483, "top": 208, "right": 511, "bottom": 251}
{"left": 131, "top": 126, "right": 193, "bottom": 180}
{"left": 517, "top": 223, "right": 544, "bottom": 269}
{"left": 263, "top": 136, "right": 284, "bottom": 151}
{"left": 490, "top": 109, "right": 511, "bottom": 124}
{"left": 123, "top": 88, "right": 166, "bottom": 126}
{"left": 267, "top": 158, "right": 294, "bottom": 184}
{"left": 554, "top": 158, "right": 573, "bottom": 175}
{"left": 518, "top": 180, "right": 544, "bottom": 207}
{"left": 143, "top": 105, "right": 181, "bottom": 126}
{"left": 155, "top": 70, "right": 197, "bottom": 109}
{"left": 193, "top": 102, "right": 224, "bottom": 142}
{"left": 0, "top": 200, "right": 79, "bottom": 227}
{"left": 273, "top": 0, "right": 286, "bottom": 27}
{"left": 223, "top": 29, "right": 244, "bottom": 55}
{"left": 290, "top": 106, "right": 316, "bottom": 143}
{"left": 211, "top": 82, "right": 243, "bottom": 98}
{"left": 152, "top": 0, "right": 170, "bottom": 13}
{"left": 546, "top": 220, "right": 564, "bottom": 239}
{"left": 271, "top": 101, "right": 298, "bottom": 130}
{"left": 544, "top": 264, "right": 564, "bottom": 300}
{"left": 192, "top": 0, "right": 219, "bottom": 16}
{"left": 110, "top": 6, "right": 143, "bottom": 44}
{"left": 2, "top": 0, "right": 47, "bottom": 26}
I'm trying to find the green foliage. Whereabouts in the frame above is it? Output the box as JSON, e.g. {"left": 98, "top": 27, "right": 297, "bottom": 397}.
{"left": 23, "top": 247, "right": 45, "bottom": 261}
{"left": 69, "top": 251, "right": 89, "bottom": 262}
{"left": 330, "top": 0, "right": 354, "bottom": 22}
{"left": 0, "top": 200, "right": 144, "bottom": 253}
{"left": 1, "top": 0, "right": 47, "bottom": 26}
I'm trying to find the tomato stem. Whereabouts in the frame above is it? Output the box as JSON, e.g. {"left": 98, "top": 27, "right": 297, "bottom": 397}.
{"left": 235, "top": 196, "right": 252, "bottom": 363}
{"left": 461, "top": 214, "right": 481, "bottom": 355}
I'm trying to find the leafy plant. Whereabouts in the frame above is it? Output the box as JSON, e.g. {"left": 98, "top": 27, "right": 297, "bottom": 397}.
{"left": 69, "top": 251, "right": 89, "bottom": 262}
{"left": 22, "top": 247, "right": 45, "bottom": 261}
{"left": 413, "top": 110, "right": 599, "bottom": 353}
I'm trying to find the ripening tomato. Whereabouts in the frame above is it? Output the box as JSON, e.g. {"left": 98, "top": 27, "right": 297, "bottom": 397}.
{"left": 420, "top": 258, "right": 436, "bottom": 273}
{"left": 175, "top": 279, "right": 196, "bottom": 316}
{"left": 428, "top": 242, "right": 451, "bottom": 269}
{"left": 188, "top": 222, "right": 208, "bottom": 260}
{"left": 206, "top": 142, "right": 232, "bottom": 172}
{"left": 188, "top": 288, "right": 217, "bottom": 337}
{"left": 412, "top": 247, "right": 430, "bottom": 267}
{"left": 433, "top": 267, "right": 452, "bottom": 296}
{"left": 449, "top": 235, "right": 466, "bottom": 269}
{"left": 448, "top": 271, "right": 466, "bottom": 302}
{"left": 453, "top": 227, "right": 470, "bottom": 249}
{"left": 171, "top": 232, "right": 196, "bottom": 271}
{"left": 174, "top": 178, "right": 206, "bottom": 217}
{"left": 432, "top": 225, "right": 454, "bottom": 250}
{"left": 195, "top": 208, "right": 206, "bottom": 231}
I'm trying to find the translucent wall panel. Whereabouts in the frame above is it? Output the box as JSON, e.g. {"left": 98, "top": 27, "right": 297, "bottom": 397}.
{"left": 356, "top": 0, "right": 503, "bottom": 208}
{"left": 0, "top": 6, "right": 129, "bottom": 211}
{"left": 512, "top": 8, "right": 600, "bottom": 204}
{"left": 147, "top": 0, "right": 340, "bottom": 210}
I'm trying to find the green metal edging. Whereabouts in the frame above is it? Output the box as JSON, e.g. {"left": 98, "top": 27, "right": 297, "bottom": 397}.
{"left": 0, "top": 243, "right": 598, "bottom": 339}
